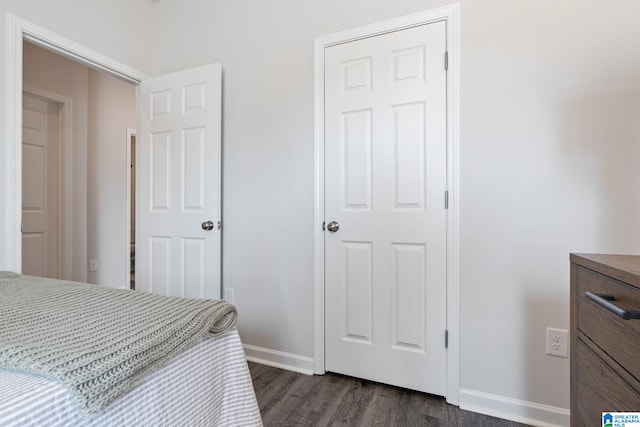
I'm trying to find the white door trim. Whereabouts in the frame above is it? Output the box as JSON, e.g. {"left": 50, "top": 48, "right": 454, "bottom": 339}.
{"left": 313, "top": 4, "right": 461, "bottom": 404}
{"left": 22, "top": 86, "right": 73, "bottom": 279}
{"left": 3, "top": 12, "right": 147, "bottom": 273}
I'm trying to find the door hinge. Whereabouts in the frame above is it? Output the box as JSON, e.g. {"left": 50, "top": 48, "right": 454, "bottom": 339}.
{"left": 444, "top": 190, "right": 449, "bottom": 209}
{"left": 445, "top": 329, "right": 449, "bottom": 348}
{"left": 444, "top": 51, "right": 449, "bottom": 71}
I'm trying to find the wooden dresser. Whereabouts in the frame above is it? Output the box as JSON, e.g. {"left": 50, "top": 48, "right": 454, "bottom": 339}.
{"left": 570, "top": 254, "right": 640, "bottom": 426}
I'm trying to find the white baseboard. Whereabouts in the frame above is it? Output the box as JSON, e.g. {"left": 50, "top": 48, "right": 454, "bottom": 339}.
{"left": 241, "top": 350, "right": 569, "bottom": 426}
{"left": 243, "top": 344, "right": 314, "bottom": 375}
{"left": 459, "top": 388, "right": 570, "bottom": 427}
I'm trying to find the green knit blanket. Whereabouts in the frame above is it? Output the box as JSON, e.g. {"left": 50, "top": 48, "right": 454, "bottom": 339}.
{"left": 0, "top": 272, "right": 237, "bottom": 414}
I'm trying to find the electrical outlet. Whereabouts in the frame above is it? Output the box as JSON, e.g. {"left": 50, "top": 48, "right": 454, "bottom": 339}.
{"left": 89, "top": 259, "right": 98, "bottom": 272}
{"left": 223, "top": 287, "right": 235, "bottom": 304}
{"left": 545, "top": 327, "right": 568, "bottom": 358}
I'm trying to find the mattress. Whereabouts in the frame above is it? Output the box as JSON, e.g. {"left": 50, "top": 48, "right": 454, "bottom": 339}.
{"left": 0, "top": 329, "right": 262, "bottom": 427}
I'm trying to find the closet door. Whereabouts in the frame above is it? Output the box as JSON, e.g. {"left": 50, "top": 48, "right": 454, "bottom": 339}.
{"left": 324, "top": 22, "right": 448, "bottom": 395}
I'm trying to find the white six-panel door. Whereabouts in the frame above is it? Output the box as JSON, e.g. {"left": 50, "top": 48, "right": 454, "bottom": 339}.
{"left": 137, "top": 64, "right": 222, "bottom": 300}
{"left": 325, "top": 21, "right": 448, "bottom": 395}
{"left": 22, "top": 94, "right": 60, "bottom": 279}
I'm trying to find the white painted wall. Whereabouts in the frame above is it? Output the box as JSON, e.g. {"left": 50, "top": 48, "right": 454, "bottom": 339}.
{"left": 0, "top": 1, "right": 153, "bottom": 73}
{"left": 87, "top": 69, "right": 137, "bottom": 288}
{"left": 150, "top": 0, "right": 640, "bottom": 423}
{"left": 2, "top": 0, "right": 640, "bottom": 424}
{"left": 151, "top": 0, "right": 456, "bottom": 363}
{"left": 23, "top": 42, "right": 89, "bottom": 282}
{"left": 461, "top": 1, "right": 640, "bottom": 414}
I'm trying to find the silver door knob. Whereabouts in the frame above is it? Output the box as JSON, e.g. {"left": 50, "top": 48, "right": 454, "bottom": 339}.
{"left": 201, "top": 220, "right": 215, "bottom": 231}
{"left": 326, "top": 221, "right": 339, "bottom": 232}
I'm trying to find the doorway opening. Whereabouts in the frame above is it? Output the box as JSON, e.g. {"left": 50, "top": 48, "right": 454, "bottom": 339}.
{"left": 128, "top": 129, "right": 137, "bottom": 290}
{"left": 4, "top": 13, "right": 144, "bottom": 278}
{"left": 21, "top": 38, "right": 138, "bottom": 287}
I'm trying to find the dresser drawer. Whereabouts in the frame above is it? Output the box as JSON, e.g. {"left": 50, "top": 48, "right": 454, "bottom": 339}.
{"left": 574, "top": 339, "right": 640, "bottom": 426}
{"left": 575, "top": 265, "right": 640, "bottom": 381}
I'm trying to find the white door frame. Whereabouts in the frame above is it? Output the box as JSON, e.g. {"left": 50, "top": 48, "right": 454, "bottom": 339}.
{"left": 313, "top": 4, "right": 460, "bottom": 404}
{"left": 22, "top": 85, "right": 73, "bottom": 279}
{"left": 3, "top": 13, "right": 146, "bottom": 273}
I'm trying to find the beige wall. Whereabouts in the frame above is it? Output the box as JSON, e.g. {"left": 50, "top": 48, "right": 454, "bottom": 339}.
{"left": 87, "top": 69, "right": 137, "bottom": 288}
{"left": 23, "top": 42, "right": 137, "bottom": 287}
{"left": 23, "top": 42, "right": 89, "bottom": 282}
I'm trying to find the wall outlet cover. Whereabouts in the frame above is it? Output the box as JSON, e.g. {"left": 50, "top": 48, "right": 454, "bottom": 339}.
{"left": 545, "top": 327, "right": 568, "bottom": 358}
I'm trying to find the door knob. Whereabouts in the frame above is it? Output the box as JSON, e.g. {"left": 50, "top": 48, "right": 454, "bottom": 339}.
{"left": 201, "top": 220, "right": 215, "bottom": 231}
{"left": 326, "top": 221, "right": 340, "bottom": 232}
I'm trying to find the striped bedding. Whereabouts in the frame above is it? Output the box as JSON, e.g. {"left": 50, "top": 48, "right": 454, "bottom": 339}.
{"left": 0, "top": 329, "right": 263, "bottom": 426}
{"left": 0, "top": 271, "right": 239, "bottom": 414}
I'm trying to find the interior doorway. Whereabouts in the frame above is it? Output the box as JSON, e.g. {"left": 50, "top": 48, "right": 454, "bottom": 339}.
{"left": 128, "top": 130, "right": 136, "bottom": 290}
{"left": 21, "top": 39, "right": 138, "bottom": 287}
{"left": 7, "top": 14, "right": 221, "bottom": 296}
{"left": 3, "top": 13, "right": 145, "bottom": 278}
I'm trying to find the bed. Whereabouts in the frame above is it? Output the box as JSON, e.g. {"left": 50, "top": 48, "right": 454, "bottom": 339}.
{"left": 0, "top": 272, "right": 263, "bottom": 426}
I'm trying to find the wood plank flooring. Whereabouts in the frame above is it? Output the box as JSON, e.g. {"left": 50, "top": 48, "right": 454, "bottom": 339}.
{"left": 249, "top": 362, "right": 530, "bottom": 427}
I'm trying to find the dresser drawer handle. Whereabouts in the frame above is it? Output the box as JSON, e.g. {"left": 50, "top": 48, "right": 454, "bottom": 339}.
{"left": 585, "top": 292, "right": 640, "bottom": 320}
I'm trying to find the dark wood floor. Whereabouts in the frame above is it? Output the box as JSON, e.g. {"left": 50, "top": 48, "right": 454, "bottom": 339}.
{"left": 249, "top": 362, "right": 530, "bottom": 427}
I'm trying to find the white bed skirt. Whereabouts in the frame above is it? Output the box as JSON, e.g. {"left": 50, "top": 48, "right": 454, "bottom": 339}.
{"left": 0, "top": 329, "right": 262, "bottom": 427}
